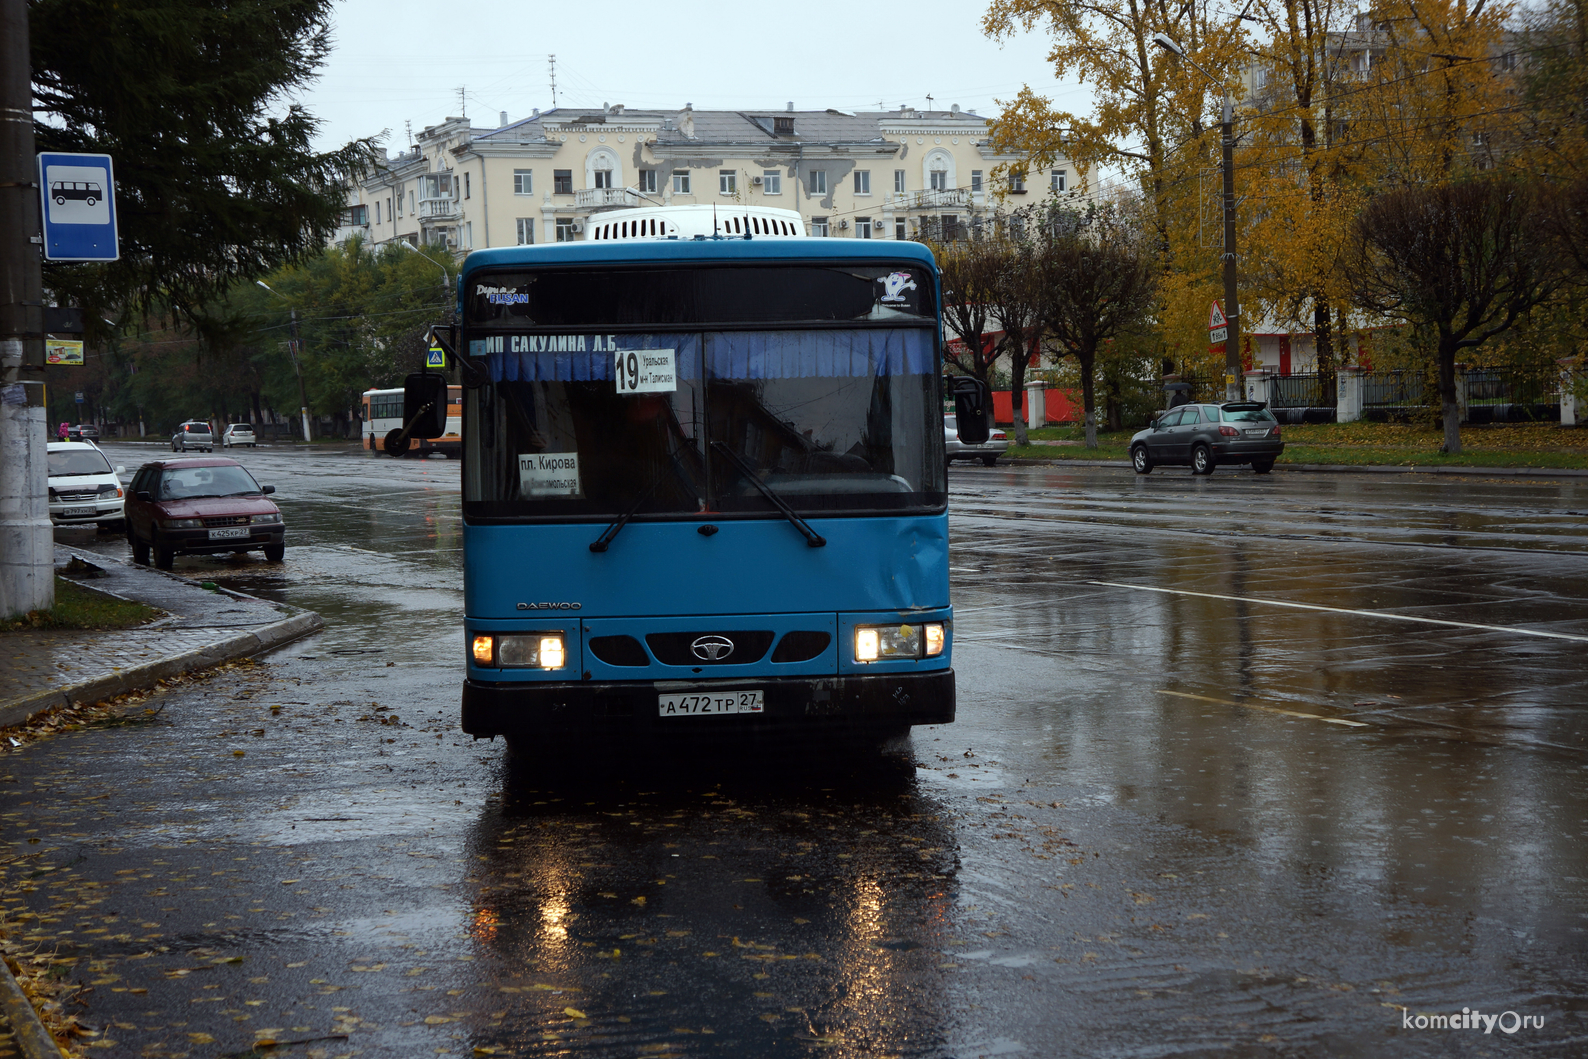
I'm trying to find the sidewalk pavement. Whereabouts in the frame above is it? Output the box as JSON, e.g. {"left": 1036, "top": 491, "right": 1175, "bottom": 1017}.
{"left": 0, "top": 546, "right": 322, "bottom": 729}
{"left": 1005, "top": 454, "right": 1588, "bottom": 476}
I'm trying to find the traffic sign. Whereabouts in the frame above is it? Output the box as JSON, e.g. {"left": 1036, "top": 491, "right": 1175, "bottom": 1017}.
{"left": 425, "top": 341, "right": 446, "bottom": 369}
{"left": 74, "top": 391, "right": 84, "bottom": 404}
{"left": 38, "top": 152, "right": 120, "bottom": 262}
{"left": 1207, "top": 300, "right": 1228, "bottom": 346}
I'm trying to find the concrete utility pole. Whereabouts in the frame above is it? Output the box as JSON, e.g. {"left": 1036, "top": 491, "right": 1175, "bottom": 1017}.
{"left": 0, "top": 0, "right": 54, "bottom": 618}
{"left": 1153, "top": 32, "right": 1244, "bottom": 402}
{"left": 256, "top": 280, "right": 313, "bottom": 442}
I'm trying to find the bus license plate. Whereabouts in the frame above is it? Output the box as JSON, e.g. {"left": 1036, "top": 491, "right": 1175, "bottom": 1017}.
{"left": 658, "top": 690, "right": 764, "bottom": 717}
{"left": 208, "top": 527, "right": 249, "bottom": 540}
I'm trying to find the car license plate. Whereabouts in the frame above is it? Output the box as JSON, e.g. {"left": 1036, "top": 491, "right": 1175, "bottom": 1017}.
{"left": 1244, "top": 428, "right": 1269, "bottom": 437}
{"left": 658, "top": 690, "right": 764, "bottom": 717}
{"left": 62, "top": 506, "right": 95, "bottom": 517}
{"left": 208, "top": 527, "right": 249, "bottom": 540}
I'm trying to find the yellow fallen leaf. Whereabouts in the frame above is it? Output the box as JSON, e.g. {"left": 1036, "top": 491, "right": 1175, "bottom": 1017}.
{"left": 424, "top": 1015, "right": 452, "bottom": 1025}
{"left": 233, "top": 750, "right": 245, "bottom": 757}
{"left": 474, "top": 1049, "right": 497, "bottom": 1057}
{"left": 254, "top": 1039, "right": 277, "bottom": 1048}
{"left": 188, "top": 1033, "right": 216, "bottom": 1043}
{"left": 630, "top": 895, "right": 646, "bottom": 906}
{"left": 563, "top": 1007, "right": 586, "bottom": 1019}
{"left": 279, "top": 879, "right": 299, "bottom": 885}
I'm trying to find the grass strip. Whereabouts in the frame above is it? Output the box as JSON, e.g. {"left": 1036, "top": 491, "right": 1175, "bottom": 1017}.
{"left": 1, "top": 576, "right": 163, "bottom": 633}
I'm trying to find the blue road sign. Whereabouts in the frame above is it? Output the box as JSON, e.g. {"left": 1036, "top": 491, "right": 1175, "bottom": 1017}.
{"left": 38, "top": 152, "right": 119, "bottom": 262}
{"left": 426, "top": 342, "right": 446, "bottom": 369}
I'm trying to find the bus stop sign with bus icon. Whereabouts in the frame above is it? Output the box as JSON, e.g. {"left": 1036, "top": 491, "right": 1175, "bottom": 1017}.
{"left": 37, "top": 152, "right": 119, "bottom": 261}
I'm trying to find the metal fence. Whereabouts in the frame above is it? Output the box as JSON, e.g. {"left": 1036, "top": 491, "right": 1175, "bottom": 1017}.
{"left": 1362, "top": 369, "right": 1426, "bottom": 412}
{"left": 1266, "top": 373, "right": 1336, "bottom": 409}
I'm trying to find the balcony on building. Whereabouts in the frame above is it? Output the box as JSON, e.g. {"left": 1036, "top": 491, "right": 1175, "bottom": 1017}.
{"left": 907, "top": 187, "right": 974, "bottom": 210}
{"left": 575, "top": 187, "right": 640, "bottom": 211}
{"left": 418, "top": 197, "right": 458, "bottom": 220}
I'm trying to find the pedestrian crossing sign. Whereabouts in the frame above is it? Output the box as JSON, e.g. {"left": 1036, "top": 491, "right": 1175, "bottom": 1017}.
{"left": 426, "top": 341, "right": 446, "bottom": 369}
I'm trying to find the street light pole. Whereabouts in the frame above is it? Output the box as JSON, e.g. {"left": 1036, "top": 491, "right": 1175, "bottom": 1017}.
{"left": 1153, "top": 33, "right": 1243, "bottom": 403}
{"left": 256, "top": 280, "right": 313, "bottom": 443}
{"left": 398, "top": 239, "right": 453, "bottom": 294}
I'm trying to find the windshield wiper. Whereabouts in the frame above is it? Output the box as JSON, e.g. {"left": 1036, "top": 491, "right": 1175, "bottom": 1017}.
{"left": 588, "top": 476, "right": 663, "bottom": 553}
{"left": 709, "top": 441, "right": 826, "bottom": 548}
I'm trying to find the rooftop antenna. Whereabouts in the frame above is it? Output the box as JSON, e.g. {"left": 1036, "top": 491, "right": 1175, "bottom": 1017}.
{"left": 713, "top": 203, "right": 719, "bottom": 237}
{"left": 548, "top": 54, "right": 557, "bottom": 109}
{"left": 925, "top": 93, "right": 934, "bottom": 110}
{"left": 456, "top": 86, "right": 466, "bottom": 117}
{"left": 404, "top": 119, "right": 412, "bottom": 148}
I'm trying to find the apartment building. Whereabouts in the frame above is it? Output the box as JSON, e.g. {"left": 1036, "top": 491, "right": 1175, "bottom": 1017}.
{"left": 333, "top": 103, "right": 1083, "bottom": 250}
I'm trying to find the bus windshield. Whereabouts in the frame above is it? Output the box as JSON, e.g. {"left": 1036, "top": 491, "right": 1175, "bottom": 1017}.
{"left": 464, "top": 328, "right": 942, "bottom": 520}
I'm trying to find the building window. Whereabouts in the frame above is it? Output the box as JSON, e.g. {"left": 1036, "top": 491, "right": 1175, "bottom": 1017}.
{"left": 554, "top": 170, "right": 573, "bottom": 194}
{"left": 342, "top": 204, "right": 367, "bottom": 226}
{"left": 854, "top": 170, "right": 871, "bottom": 195}
{"left": 593, "top": 169, "right": 613, "bottom": 189}
{"left": 929, "top": 169, "right": 947, "bottom": 191}
{"left": 1008, "top": 168, "right": 1026, "bottom": 193}
{"left": 408, "top": 190, "right": 415, "bottom": 214}
{"left": 464, "top": 173, "right": 471, "bottom": 199}
{"left": 719, "top": 169, "right": 737, "bottom": 194}
{"left": 672, "top": 170, "right": 691, "bottom": 194}
{"left": 970, "top": 170, "right": 983, "bottom": 192}
{"left": 1499, "top": 51, "right": 1518, "bottom": 71}
{"left": 856, "top": 216, "right": 872, "bottom": 239}
{"left": 513, "top": 170, "right": 533, "bottom": 194}
{"left": 762, "top": 170, "right": 781, "bottom": 194}
{"left": 809, "top": 169, "right": 827, "bottom": 195}
{"left": 516, "top": 218, "right": 535, "bottom": 245}
{"left": 1050, "top": 169, "right": 1066, "bottom": 192}
{"left": 638, "top": 169, "right": 657, "bottom": 194}
{"left": 774, "top": 115, "right": 795, "bottom": 135}
{"left": 811, "top": 216, "right": 830, "bottom": 237}
{"left": 895, "top": 218, "right": 906, "bottom": 240}
{"left": 555, "top": 217, "right": 578, "bottom": 242}
{"left": 464, "top": 221, "right": 473, "bottom": 247}
{"left": 894, "top": 169, "right": 907, "bottom": 193}
{"left": 940, "top": 214, "right": 959, "bottom": 241}
{"left": 375, "top": 200, "right": 381, "bottom": 225}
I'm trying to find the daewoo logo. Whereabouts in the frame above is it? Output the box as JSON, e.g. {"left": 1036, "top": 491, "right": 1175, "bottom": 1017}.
{"left": 690, "top": 635, "right": 735, "bottom": 661}
{"left": 517, "top": 602, "right": 581, "bottom": 610}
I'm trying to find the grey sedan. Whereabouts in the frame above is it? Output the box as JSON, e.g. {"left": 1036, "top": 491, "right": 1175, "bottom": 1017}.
{"left": 945, "top": 415, "right": 1009, "bottom": 467}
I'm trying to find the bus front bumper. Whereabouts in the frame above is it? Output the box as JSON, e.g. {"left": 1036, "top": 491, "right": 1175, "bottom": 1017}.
{"left": 461, "top": 670, "right": 954, "bottom": 739}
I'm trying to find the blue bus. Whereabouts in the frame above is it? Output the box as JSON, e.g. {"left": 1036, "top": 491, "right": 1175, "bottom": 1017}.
{"left": 400, "top": 224, "right": 986, "bottom": 745}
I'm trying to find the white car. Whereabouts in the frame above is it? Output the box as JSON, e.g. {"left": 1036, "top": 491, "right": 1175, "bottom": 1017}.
{"left": 47, "top": 441, "right": 127, "bottom": 531}
{"left": 944, "top": 415, "right": 1010, "bottom": 467}
{"left": 222, "top": 423, "right": 257, "bottom": 448}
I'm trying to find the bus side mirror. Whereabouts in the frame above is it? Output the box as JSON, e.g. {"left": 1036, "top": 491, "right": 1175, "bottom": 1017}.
{"left": 948, "top": 377, "right": 991, "bottom": 445}
{"left": 402, "top": 373, "right": 448, "bottom": 439}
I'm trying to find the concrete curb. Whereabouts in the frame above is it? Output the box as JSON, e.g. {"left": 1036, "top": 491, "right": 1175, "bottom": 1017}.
{"left": 1000, "top": 456, "right": 1588, "bottom": 477}
{"left": 0, "top": 954, "right": 58, "bottom": 1059}
{"left": 0, "top": 609, "right": 323, "bottom": 731}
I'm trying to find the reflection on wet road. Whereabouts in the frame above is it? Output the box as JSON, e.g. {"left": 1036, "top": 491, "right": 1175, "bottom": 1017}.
{"left": 11, "top": 445, "right": 1585, "bottom": 1057}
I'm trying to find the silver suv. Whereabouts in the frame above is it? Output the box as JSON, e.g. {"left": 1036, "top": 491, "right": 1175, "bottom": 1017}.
{"left": 172, "top": 421, "right": 214, "bottom": 452}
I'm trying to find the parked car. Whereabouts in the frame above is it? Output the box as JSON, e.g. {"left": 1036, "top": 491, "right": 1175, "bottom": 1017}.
{"left": 46, "top": 441, "right": 126, "bottom": 531}
{"left": 1130, "top": 401, "right": 1284, "bottom": 475}
{"left": 221, "top": 423, "right": 257, "bottom": 448}
{"left": 171, "top": 421, "right": 213, "bottom": 452}
{"left": 65, "top": 423, "right": 100, "bottom": 443}
{"left": 945, "top": 415, "right": 1010, "bottom": 467}
{"left": 124, "top": 457, "right": 285, "bottom": 569}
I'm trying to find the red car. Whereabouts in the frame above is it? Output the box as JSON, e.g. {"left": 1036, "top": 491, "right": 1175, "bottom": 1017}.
{"left": 124, "top": 457, "right": 285, "bottom": 569}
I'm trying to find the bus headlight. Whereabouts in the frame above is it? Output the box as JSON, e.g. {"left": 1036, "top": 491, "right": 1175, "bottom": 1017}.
{"left": 471, "top": 635, "right": 494, "bottom": 665}
{"left": 854, "top": 623, "right": 932, "bottom": 662}
{"left": 495, "top": 632, "right": 567, "bottom": 670}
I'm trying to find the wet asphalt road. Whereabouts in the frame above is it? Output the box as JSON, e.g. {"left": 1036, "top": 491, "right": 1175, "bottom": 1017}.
{"left": 5, "top": 442, "right": 1587, "bottom": 1058}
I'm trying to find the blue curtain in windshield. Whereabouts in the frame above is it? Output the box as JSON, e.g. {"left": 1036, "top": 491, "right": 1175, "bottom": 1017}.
{"left": 706, "top": 329, "right": 931, "bottom": 379}
{"left": 485, "top": 329, "right": 931, "bottom": 382}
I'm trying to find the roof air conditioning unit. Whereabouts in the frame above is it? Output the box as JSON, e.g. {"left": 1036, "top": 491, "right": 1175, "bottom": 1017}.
{"left": 751, "top": 176, "right": 762, "bottom": 185}
{"left": 570, "top": 221, "right": 584, "bottom": 233}
{"left": 838, "top": 219, "right": 849, "bottom": 229}
{"left": 872, "top": 219, "right": 885, "bottom": 229}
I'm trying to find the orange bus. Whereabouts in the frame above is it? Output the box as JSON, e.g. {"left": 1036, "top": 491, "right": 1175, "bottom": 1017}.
{"left": 362, "top": 385, "right": 462, "bottom": 457}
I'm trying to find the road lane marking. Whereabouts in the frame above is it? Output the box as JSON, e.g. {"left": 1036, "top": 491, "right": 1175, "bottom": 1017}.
{"left": 1158, "top": 689, "right": 1370, "bottom": 727}
{"left": 1087, "top": 581, "right": 1588, "bottom": 643}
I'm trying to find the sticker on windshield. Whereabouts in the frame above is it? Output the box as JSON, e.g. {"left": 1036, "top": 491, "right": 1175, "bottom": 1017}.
{"left": 614, "top": 348, "right": 676, "bottom": 394}
{"left": 519, "top": 452, "right": 582, "bottom": 497}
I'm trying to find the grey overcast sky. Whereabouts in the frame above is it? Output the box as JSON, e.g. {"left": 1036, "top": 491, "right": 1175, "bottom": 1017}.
{"left": 296, "top": 0, "right": 1090, "bottom": 151}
